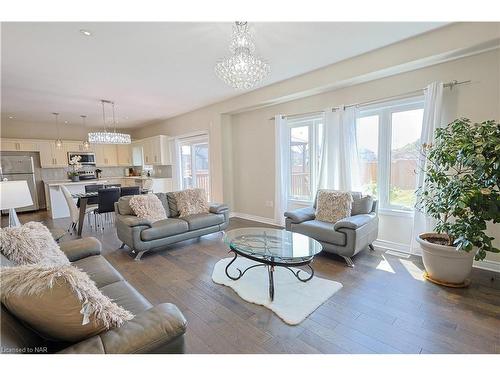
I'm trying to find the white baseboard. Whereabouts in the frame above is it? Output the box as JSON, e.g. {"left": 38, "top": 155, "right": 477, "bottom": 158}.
{"left": 230, "top": 212, "right": 280, "bottom": 227}
{"left": 373, "top": 239, "right": 411, "bottom": 253}
{"left": 473, "top": 259, "right": 500, "bottom": 273}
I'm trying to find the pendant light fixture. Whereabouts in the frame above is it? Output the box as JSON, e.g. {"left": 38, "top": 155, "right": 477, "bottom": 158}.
{"left": 215, "top": 21, "right": 270, "bottom": 89}
{"left": 53, "top": 112, "right": 63, "bottom": 149}
{"left": 88, "top": 100, "right": 131, "bottom": 144}
{"left": 81, "top": 115, "right": 90, "bottom": 150}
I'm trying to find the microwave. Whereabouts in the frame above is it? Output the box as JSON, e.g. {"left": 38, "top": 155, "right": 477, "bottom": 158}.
{"left": 68, "top": 152, "right": 96, "bottom": 165}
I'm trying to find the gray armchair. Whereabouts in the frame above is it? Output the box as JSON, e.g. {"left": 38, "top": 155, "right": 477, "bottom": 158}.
{"left": 285, "top": 191, "right": 378, "bottom": 267}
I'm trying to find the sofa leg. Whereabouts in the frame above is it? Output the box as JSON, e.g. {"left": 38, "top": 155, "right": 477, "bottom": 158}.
{"left": 133, "top": 250, "right": 146, "bottom": 261}
{"left": 342, "top": 256, "right": 355, "bottom": 267}
{"left": 119, "top": 242, "right": 126, "bottom": 249}
{"left": 369, "top": 243, "right": 375, "bottom": 251}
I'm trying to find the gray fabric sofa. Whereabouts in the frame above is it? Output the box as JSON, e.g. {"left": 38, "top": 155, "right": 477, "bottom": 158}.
{"left": 1, "top": 237, "right": 187, "bottom": 354}
{"left": 284, "top": 191, "right": 379, "bottom": 267}
{"left": 115, "top": 192, "right": 229, "bottom": 260}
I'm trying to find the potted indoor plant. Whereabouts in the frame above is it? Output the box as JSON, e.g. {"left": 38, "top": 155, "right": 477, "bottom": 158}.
{"left": 67, "top": 155, "right": 82, "bottom": 182}
{"left": 416, "top": 118, "right": 499, "bottom": 286}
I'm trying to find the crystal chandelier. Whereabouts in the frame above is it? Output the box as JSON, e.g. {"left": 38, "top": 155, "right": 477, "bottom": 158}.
{"left": 215, "top": 22, "right": 270, "bottom": 90}
{"left": 88, "top": 100, "right": 131, "bottom": 144}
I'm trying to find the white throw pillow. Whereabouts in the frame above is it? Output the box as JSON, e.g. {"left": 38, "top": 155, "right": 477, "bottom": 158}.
{"left": 129, "top": 193, "right": 168, "bottom": 222}
{"left": 315, "top": 190, "right": 353, "bottom": 223}
{"left": 0, "top": 221, "right": 69, "bottom": 266}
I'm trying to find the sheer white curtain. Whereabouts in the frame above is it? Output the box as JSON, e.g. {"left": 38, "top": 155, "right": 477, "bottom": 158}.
{"left": 274, "top": 115, "right": 289, "bottom": 225}
{"left": 410, "top": 81, "right": 444, "bottom": 254}
{"left": 318, "top": 106, "right": 360, "bottom": 191}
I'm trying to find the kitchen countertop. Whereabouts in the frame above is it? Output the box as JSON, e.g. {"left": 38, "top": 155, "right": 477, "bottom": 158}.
{"left": 45, "top": 176, "right": 171, "bottom": 186}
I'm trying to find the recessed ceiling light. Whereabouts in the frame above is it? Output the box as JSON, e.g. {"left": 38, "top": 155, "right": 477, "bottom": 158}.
{"left": 64, "top": 121, "right": 69, "bottom": 124}
{"left": 79, "top": 29, "right": 92, "bottom": 36}
{"left": 8, "top": 115, "right": 15, "bottom": 119}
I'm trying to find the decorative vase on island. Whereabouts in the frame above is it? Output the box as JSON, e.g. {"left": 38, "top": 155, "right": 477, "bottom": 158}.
{"left": 71, "top": 175, "right": 80, "bottom": 182}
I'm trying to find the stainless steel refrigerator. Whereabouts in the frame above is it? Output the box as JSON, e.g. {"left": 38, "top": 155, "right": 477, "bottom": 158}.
{"left": 0, "top": 155, "right": 40, "bottom": 212}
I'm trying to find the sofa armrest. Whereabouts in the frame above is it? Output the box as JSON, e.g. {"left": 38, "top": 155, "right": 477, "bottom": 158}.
{"left": 209, "top": 203, "right": 229, "bottom": 214}
{"left": 59, "top": 303, "right": 187, "bottom": 354}
{"left": 284, "top": 207, "right": 315, "bottom": 224}
{"left": 59, "top": 237, "right": 102, "bottom": 262}
{"left": 117, "top": 215, "right": 153, "bottom": 228}
{"left": 334, "top": 213, "right": 376, "bottom": 230}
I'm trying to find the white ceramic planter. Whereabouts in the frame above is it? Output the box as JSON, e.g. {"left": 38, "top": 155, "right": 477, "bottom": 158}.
{"left": 416, "top": 232, "right": 475, "bottom": 286}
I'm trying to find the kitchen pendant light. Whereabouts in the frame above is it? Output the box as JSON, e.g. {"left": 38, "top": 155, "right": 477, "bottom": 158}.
{"left": 81, "top": 115, "right": 90, "bottom": 150}
{"left": 53, "top": 112, "right": 63, "bottom": 149}
{"left": 88, "top": 100, "right": 131, "bottom": 144}
{"left": 215, "top": 22, "right": 270, "bottom": 89}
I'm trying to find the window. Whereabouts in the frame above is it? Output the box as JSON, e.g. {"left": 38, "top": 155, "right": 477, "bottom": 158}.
{"left": 356, "top": 97, "right": 424, "bottom": 212}
{"left": 287, "top": 114, "right": 324, "bottom": 201}
{"left": 178, "top": 135, "right": 210, "bottom": 200}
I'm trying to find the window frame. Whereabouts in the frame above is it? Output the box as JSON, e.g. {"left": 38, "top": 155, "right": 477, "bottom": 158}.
{"left": 286, "top": 114, "right": 324, "bottom": 204}
{"left": 357, "top": 96, "right": 424, "bottom": 215}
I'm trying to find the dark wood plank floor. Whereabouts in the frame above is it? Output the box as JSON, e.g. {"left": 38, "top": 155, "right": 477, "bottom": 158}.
{"left": 3, "top": 210, "right": 500, "bottom": 354}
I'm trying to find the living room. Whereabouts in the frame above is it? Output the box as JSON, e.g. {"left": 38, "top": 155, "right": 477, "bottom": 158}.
{"left": 1, "top": 1, "right": 499, "bottom": 372}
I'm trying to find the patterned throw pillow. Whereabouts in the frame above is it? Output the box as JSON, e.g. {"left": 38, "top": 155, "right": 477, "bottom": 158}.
{"left": 0, "top": 221, "right": 70, "bottom": 266}
{"left": 315, "top": 190, "right": 353, "bottom": 223}
{"left": 172, "top": 188, "right": 209, "bottom": 217}
{"left": 0, "top": 264, "right": 133, "bottom": 342}
{"left": 129, "top": 193, "right": 168, "bottom": 223}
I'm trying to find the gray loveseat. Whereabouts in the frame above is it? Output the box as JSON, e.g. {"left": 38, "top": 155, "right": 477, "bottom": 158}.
{"left": 284, "top": 191, "right": 378, "bottom": 267}
{"left": 115, "top": 192, "right": 229, "bottom": 260}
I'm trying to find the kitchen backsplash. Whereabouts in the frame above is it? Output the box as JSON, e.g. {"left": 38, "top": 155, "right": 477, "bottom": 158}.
{"left": 41, "top": 166, "right": 126, "bottom": 181}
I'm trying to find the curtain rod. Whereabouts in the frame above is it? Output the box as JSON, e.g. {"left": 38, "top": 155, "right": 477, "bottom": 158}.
{"left": 269, "top": 80, "right": 470, "bottom": 120}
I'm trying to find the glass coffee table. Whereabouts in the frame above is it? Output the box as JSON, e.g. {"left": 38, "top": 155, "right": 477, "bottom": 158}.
{"left": 223, "top": 228, "right": 322, "bottom": 301}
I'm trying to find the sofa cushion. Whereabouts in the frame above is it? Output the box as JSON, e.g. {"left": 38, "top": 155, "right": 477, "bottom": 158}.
{"left": 166, "top": 192, "right": 180, "bottom": 217}
{"left": 154, "top": 193, "right": 170, "bottom": 217}
{"left": 129, "top": 194, "right": 168, "bottom": 223}
{"left": 99, "top": 281, "right": 153, "bottom": 316}
{"left": 291, "top": 220, "right": 346, "bottom": 246}
{"left": 351, "top": 195, "right": 374, "bottom": 215}
{"left": 180, "top": 213, "right": 225, "bottom": 231}
{"left": 0, "top": 264, "right": 134, "bottom": 342}
{"left": 117, "top": 196, "right": 135, "bottom": 216}
{"left": 0, "top": 221, "right": 69, "bottom": 266}
{"left": 72, "top": 255, "right": 124, "bottom": 289}
{"left": 140, "top": 218, "right": 189, "bottom": 241}
{"left": 315, "top": 190, "right": 353, "bottom": 223}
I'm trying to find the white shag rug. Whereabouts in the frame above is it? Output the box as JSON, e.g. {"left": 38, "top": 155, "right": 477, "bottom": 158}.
{"left": 212, "top": 257, "right": 343, "bottom": 325}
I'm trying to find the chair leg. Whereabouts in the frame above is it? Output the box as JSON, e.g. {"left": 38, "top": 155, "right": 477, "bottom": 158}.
{"left": 342, "top": 256, "right": 355, "bottom": 267}
{"left": 131, "top": 249, "right": 146, "bottom": 261}
{"left": 119, "top": 242, "right": 126, "bottom": 249}
{"left": 369, "top": 244, "right": 375, "bottom": 251}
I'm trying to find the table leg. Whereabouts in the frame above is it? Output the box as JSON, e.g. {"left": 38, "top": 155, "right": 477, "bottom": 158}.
{"left": 268, "top": 265, "right": 275, "bottom": 301}
{"left": 77, "top": 197, "right": 87, "bottom": 236}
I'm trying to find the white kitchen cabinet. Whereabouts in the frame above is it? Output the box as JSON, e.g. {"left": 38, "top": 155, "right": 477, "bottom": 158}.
{"left": 95, "top": 144, "right": 118, "bottom": 166}
{"left": 131, "top": 141, "right": 144, "bottom": 166}
{"left": 1, "top": 139, "right": 39, "bottom": 152}
{"left": 141, "top": 135, "right": 171, "bottom": 165}
{"left": 117, "top": 144, "right": 132, "bottom": 166}
{"left": 38, "top": 141, "right": 67, "bottom": 168}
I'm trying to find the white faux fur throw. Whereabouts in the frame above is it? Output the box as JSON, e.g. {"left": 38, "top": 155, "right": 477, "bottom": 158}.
{"left": 0, "top": 221, "right": 69, "bottom": 266}
{"left": 129, "top": 194, "right": 167, "bottom": 222}
{"left": 0, "top": 264, "right": 134, "bottom": 341}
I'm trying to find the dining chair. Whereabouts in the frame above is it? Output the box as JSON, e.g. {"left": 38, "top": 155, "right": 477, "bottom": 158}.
{"left": 60, "top": 185, "right": 96, "bottom": 233}
{"left": 104, "top": 183, "right": 121, "bottom": 188}
{"left": 84, "top": 184, "right": 104, "bottom": 206}
{"left": 120, "top": 186, "right": 141, "bottom": 196}
{"left": 93, "top": 187, "right": 121, "bottom": 231}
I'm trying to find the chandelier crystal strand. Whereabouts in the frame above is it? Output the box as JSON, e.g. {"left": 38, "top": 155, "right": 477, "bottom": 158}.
{"left": 215, "top": 22, "right": 270, "bottom": 90}
{"left": 88, "top": 100, "right": 131, "bottom": 144}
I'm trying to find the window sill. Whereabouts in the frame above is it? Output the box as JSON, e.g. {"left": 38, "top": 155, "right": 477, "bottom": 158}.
{"left": 378, "top": 208, "right": 414, "bottom": 218}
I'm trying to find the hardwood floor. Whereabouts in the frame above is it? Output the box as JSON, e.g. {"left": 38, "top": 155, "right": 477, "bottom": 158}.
{"left": 3, "top": 210, "right": 500, "bottom": 354}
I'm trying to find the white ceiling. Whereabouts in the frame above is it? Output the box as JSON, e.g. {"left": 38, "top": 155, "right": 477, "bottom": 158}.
{"left": 1, "top": 22, "right": 447, "bottom": 129}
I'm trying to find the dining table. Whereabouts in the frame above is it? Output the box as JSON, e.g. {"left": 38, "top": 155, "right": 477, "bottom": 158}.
{"left": 71, "top": 191, "right": 98, "bottom": 236}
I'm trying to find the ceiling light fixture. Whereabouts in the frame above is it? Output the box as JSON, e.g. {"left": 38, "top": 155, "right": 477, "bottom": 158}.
{"left": 88, "top": 100, "right": 131, "bottom": 144}
{"left": 215, "top": 21, "right": 270, "bottom": 90}
{"left": 81, "top": 115, "right": 90, "bottom": 150}
{"left": 52, "top": 112, "right": 63, "bottom": 149}
{"left": 79, "top": 29, "right": 92, "bottom": 36}
{"left": 8, "top": 116, "right": 15, "bottom": 119}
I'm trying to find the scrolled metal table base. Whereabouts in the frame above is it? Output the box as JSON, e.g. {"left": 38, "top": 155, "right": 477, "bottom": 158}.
{"left": 224, "top": 250, "right": 315, "bottom": 301}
